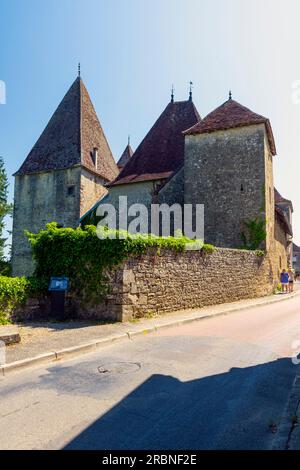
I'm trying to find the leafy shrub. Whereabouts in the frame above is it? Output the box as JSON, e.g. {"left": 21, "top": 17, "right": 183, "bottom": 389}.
{"left": 26, "top": 223, "right": 215, "bottom": 304}
{"left": 0, "top": 260, "right": 11, "bottom": 277}
{"left": 0, "top": 276, "right": 29, "bottom": 324}
{"left": 255, "top": 250, "right": 266, "bottom": 257}
{"left": 241, "top": 218, "right": 266, "bottom": 250}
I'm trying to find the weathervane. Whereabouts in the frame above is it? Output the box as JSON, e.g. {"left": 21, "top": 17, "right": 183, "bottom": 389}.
{"left": 189, "top": 81, "right": 193, "bottom": 101}
{"left": 229, "top": 90, "right": 232, "bottom": 100}
{"left": 78, "top": 63, "right": 81, "bottom": 77}
{"left": 171, "top": 84, "right": 174, "bottom": 103}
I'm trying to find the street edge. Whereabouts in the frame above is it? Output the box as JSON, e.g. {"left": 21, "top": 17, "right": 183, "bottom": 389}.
{"left": 1, "top": 290, "right": 300, "bottom": 377}
{"left": 271, "top": 375, "right": 300, "bottom": 450}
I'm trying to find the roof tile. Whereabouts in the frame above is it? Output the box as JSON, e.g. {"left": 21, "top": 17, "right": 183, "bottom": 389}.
{"left": 15, "top": 77, "right": 119, "bottom": 181}
{"left": 184, "top": 99, "right": 276, "bottom": 155}
{"left": 111, "top": 100, "right": 200, "bottom": 186}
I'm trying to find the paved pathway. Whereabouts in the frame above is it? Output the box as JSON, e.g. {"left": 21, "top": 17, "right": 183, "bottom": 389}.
{"left": 1, "top": 291, "right": 300, "bottom": 449}
{"left": 3, "top": 289, "right": 299, "bottom": 364}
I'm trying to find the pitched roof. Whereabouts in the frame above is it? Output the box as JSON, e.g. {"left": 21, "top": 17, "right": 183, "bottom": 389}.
{"left": 293, "top": 242, "right": 300, "bottom": 252}
{"left": 117, "top": 143, "right": 134, "bottom": 169}
{"left": 111, "top": 100, "right": 200, "bottom": 186}
{"left": 275, "top": 205, "right": 293, "bottom": 236}
{"left": 184, "top": 98, "right": 277, "bottom": 155}
{"left": 274, "top": 188, "right": 293, "bottom": 208}
{"left": 15, "top": 77, "right": 119, "bottom": 181}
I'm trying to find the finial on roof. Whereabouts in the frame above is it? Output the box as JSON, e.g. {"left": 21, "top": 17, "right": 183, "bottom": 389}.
{"left": 229, "top": 90, "right": 232, "bottom": 100}
{"left": 128, "top": 135, "right": 130, "bottom": 146}
{"left": 189, "top": 81, "right": 193, "bottom": 101}
{"left": 78, "top": 63, "right": 81, "bottom": 77}
{"left": 171, "top": 84, "right": 174, "bottom": 103}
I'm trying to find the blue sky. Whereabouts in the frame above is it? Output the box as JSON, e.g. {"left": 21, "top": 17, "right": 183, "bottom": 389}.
{"left": 1, "top": 0, "right": 300, "bottom": 245}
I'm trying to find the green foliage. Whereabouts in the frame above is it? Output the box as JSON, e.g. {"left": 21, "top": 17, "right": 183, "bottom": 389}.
{"left": 0, "top": 156, "right": 13, "bottom": 262}
{"left": 201, "top": 244, "right": 215, "bottom": 254}
{"left": 0, "top": 259, "right": 11, "bottom": 276}
{"left": 26, "top": 223, "right": 214, "bottom": 304}
{"left": 0, "top": 276, "right": 29, "bottom": 324}
{"left": 241, "top": 218, "right": 266, "bottom": 251}
{"left": 255, "top": 250, "right": 266, "bottom": 257}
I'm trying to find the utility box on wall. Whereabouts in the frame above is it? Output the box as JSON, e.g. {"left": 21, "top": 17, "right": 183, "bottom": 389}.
{"left": 48, "top": 277, "right": 69, "bottom": 321}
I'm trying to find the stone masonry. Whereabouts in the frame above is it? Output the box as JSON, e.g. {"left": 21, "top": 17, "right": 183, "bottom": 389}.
{"left": 184, "top": 125, "right": 271, "bottom": 249}
{"left": 16, "top": 247, "right": 273, "bottom": 322}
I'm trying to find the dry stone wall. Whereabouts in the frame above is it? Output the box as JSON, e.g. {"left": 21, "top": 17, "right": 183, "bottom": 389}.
{"left": 15, "top": 248, "right": 274, "bottom": 323}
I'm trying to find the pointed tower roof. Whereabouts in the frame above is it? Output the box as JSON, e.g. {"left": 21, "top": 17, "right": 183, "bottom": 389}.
{"left": 117, "top": 142, "right": 134, "bottom": 169}
{"left": 184, "top": 98, "right": 276, "bottom": 155}
{"left": 15, "top": 77, "right": 119, "bottom": 181}
{"left": 111, "top": 100, "right": 200, "bottom": 186}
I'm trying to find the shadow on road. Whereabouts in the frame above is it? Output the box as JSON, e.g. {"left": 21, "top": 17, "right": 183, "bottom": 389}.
{"left": 64, "top": 357, "right": 297, "bottom": 450}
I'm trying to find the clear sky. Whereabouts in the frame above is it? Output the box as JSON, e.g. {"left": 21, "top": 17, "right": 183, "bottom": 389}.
{"left": 1, "top": 0, "right": 300, "bottom": 245}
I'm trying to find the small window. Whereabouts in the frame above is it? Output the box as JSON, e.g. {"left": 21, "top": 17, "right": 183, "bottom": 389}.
{"left": 67, "top": 185, "right": 75, "bottom": 196}
{"left": 269, "top": 187, "right": 272, "bottom": 205}
{"left": 91, "top": 147, "right": 98, "bottom": 168}
{"left": 279, "top": 256, "right": 282, "bottom": 268}
{"left": 241, "top": 184, "right": 244, "bottom": 192}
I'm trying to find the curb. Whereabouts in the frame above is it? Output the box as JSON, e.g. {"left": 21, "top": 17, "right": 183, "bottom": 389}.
{"left": 272, "top": 375, "right": 300, "bottom": 450}
{"left": 1, "top": 290, "right": 300, "bottom": 377}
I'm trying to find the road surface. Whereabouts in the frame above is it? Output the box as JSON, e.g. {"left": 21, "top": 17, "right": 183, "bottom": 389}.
{"left": 1, "top": 293, "right": 300, "bottom": 450}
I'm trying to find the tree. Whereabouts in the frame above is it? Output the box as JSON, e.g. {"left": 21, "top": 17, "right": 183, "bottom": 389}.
{"left": 0, "top": 156, "right": 12, "bottom": 274}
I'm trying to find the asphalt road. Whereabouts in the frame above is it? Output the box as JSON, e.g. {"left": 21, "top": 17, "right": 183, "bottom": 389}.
{"left": 1, "top": 293, "right": 300, "bottom": 450}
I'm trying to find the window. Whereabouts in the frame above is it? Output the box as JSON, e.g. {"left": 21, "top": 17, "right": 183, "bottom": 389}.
{"left": 91, "top": 147, "right": 98, "bottom": 168}
{"left": 240, "top": 184, "right": 244, "bottom": 192}
{"left": 269, "top": 187, "right": 272, "bottom": 205}
{"left": 67, "top": 185, "right": 75, "bottom": 196}
{"left": 279, "top": 256, "right": 282, "bottom": 268}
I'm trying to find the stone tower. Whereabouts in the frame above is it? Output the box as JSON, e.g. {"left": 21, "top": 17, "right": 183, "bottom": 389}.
{"left": 117, "top": 139, "right": 134, "bottom": 171}
{"left": 183, "top": 97, "right": 277, "bottom": 250}
{"left": 12, "top": 75, "right": 119, "bottom": 276}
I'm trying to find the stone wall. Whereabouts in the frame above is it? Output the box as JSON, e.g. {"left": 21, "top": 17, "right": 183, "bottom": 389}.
{"left": 157, "top": 167, "right": 184, "bottom": 207}
{"left": 15, "top": 247, "right": 273, "bottom": 323}
{"left": 12, "top": 166, "right": 108, "bottom": 277}
{"left": 80, "top": 168, "right": 107, "bottom": 217}
{"left": 11, "top": 167, "right": 81, "bottom": 277}
{"left": 184, "top": 124, "right": 268, "bottom": 249}
{"left": 270, "top": 217, "right": 289, "bottom": 283}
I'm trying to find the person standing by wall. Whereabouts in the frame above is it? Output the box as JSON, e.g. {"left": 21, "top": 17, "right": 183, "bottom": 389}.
{"left": 288, "top": 266, "right": 295, "bottom": 293}
{"left": 280, "top": 269, "right": 289, "bottom": 293}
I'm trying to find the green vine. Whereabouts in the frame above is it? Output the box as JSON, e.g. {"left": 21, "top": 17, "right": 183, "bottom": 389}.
{"left": 241, "top": 217, "right": 266, "bottom": 251}
{"left": 26, "top": 223, "right": 214, "bottom": 305}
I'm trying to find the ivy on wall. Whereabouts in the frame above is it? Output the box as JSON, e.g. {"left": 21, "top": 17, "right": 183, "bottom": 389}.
{"left": 241, "top": 217, "right": 266, "bottom": 251}
{"left": 26, "top": 223, "right": 214, "bottom": 304}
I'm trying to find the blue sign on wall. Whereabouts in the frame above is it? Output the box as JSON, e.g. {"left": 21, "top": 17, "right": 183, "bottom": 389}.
{"left": 48, "top": 277, "right": 69, "bottom": 292}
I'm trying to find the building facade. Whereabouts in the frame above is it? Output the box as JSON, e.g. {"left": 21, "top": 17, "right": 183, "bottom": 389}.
{"left": 11, "top": 76, "right": 119, "bottom": 276}
{"left": 12, "top": 77, "right": 293, "bottom": 283}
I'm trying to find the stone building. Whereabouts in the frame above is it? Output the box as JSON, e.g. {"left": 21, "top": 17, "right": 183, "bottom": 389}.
{"left": 273, "top": 189, "right": 293, "bottom": 276}
{"left": 81, "top": 94, "right": 293, "bottom": 282}
{"left": 81, "top": 93, "right": 200, "bottom": 228}
{"left": 12, "top": 75, "right": 293, "bottom": 282}
{"left": 292, "top": 243, "right": 300, "bottom": 274}
{"left": 117, "top": 139, "right": 134, "bottom": 171}
{"left": 11, "top": 75, "right": 119, "bottom": 276}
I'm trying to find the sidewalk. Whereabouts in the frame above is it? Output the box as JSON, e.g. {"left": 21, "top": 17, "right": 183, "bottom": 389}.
{"left": 1, "top": 288, "right": 300, "bottom": 376}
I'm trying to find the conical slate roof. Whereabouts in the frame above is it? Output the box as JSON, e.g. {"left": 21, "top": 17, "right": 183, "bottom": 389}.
{"left": 184, "top": 98, "right": 276, "bottom": 155}
{"left": 111, "top": 100, "right": 200, "bottom": 186}
{"left": 117, "top": 143, "right": 134, "bottom": 169}
{"left": 15, "top": 77, "right": 119, "bottom": 181}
